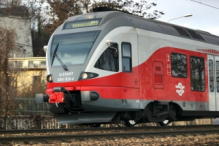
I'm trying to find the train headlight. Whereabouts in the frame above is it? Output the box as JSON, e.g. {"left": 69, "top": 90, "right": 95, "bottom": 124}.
{"left": 79, "top": 72, "right": 99, "bottom": 80}
{"left": 81, "top": 73, "right": 88, "bottom": 79}
{"left": 47, "top": 74, "right": 53, "bottom": 82}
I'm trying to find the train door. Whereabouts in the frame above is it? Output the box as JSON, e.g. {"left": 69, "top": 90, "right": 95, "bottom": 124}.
{"left": 120, "top": 31, "right": 139, "bottom": 89}
{"left": 215, "top": 56, "right": 219, "bottom": 111}
{"left": 208, "top": 55, "right": 219, "bottom": 111}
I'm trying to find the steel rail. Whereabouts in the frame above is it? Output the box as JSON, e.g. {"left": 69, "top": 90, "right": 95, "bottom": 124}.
{"left": 0, "top": 124, "right": 219, "bottom": 134}
{"left": 0, "top": 129, "right": 219, "bottom": 141}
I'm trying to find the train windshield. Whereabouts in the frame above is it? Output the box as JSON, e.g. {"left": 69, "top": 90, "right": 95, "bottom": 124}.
{"left": 50, "top": 31, "right": 100, "bottom": 66}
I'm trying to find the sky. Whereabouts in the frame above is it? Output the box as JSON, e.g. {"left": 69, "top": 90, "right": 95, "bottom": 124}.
{"left": 154, "top": 0, "right": 219, "bottom": 36}
{"left": 30, "top": 0, "right": 219, "bottom": 36}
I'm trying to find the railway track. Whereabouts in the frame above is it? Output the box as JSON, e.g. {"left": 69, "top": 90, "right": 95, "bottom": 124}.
{"left": 0, "top": 124, "right": 219, "bottom": 134}
{"left": 0, "top": 125, "right": 219, "bottom": 135}
{"left": 0, "top": 129, "right": 219, "bottom": 141}
{"left": 0, "top": 125, "right": 219, "bottom": 143}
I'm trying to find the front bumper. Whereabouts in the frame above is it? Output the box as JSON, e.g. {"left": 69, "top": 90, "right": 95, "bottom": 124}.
{"left": 54, "top": 112, "right": 116, "bottom": 124}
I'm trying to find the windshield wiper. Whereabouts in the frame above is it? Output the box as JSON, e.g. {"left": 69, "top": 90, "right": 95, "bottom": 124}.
{"left": 51, "top": 43, "right": 68, "bottom": 71}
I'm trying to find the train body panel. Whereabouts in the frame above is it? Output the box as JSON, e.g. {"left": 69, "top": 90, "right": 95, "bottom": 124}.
{"left": 36, "top": 10, "right": 219, "bottom": 125}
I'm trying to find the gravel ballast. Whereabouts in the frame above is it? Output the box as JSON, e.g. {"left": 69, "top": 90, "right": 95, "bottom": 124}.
{"left": 2, "top": 132, "right": 219, "bottom": 146}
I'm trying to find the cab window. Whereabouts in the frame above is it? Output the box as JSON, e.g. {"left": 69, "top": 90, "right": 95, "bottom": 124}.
{"left": 94, "top": 43, "right": 119, "bottom": 72}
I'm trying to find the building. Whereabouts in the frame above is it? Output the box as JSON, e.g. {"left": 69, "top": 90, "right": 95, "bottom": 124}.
{"left": 8, "top": 57, "right": 46, "bottom": 95}
{"left": 0, "top": 6, "right": 33, "bottom": 57}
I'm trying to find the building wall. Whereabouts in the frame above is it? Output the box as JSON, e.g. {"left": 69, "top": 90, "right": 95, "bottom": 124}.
{"left": 16, "top": 69, "right": 47, "bottom": 90}
{"left": 0, "top": 16, "right": 33, "bottom": 57}
{"left": 8, "top": 57, "right": 46, "bottom": 96}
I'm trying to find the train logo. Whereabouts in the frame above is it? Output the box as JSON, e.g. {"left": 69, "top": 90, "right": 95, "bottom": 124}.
{"left": 175, "top": 83, "right": 185, "bottom": 96}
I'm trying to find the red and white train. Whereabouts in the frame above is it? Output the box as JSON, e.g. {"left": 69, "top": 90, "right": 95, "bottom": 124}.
{"left": 36, "top": 8, "right": 219, "bottom": 126}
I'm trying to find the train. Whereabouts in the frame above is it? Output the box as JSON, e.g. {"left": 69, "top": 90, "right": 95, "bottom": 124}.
{"left": 36, "top": 7, "right": 219, "bottom": 127}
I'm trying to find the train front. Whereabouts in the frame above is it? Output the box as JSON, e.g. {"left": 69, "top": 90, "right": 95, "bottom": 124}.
{"left": 35, "top": 11, "right": 134, "bottom": 124}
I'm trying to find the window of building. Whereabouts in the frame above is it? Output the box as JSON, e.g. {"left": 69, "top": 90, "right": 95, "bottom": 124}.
{"left": 12, "top": 61, "right": 23, "bottom": 68}
{"left": 40, "top": 61, "right": 46, "bottom": 68}
{"left": 28, "top": 61, "right": 34, "bottom": 68}
{"left": 171, "top": 53, "right": 187, "bottom": 78}
{"left": 122, "top": 42, "right": 132, "bottom": 72}
{"left": 94, "top": 43, "right": 119, "bottom": 72}
{"left": 209, "top": 59, "right": 214, "bottom": 92}
{"left": 33, "top": 76, "right": 41, "bottom": 85}
{"left": 190, "top": 56, "right": 205, "bottom": 91}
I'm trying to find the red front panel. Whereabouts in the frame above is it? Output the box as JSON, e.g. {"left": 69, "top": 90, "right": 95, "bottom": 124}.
{"left": 47, "top": 63, "right": 140, "bottom": 99}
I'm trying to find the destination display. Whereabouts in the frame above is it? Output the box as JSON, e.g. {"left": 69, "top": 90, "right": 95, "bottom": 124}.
{"left": 64, "top": 20, "right": 100, "bottom": 29}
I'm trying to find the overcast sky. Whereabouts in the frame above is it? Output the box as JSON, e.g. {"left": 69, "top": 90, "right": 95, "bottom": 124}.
{"left": 154, "top": 0, "right": 219, "bottom": 36}
{"left": 38, "top": 0, "right": 219, "bottom": 36}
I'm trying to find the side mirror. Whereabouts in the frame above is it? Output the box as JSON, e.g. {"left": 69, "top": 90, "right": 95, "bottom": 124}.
{"left": 43, "top": 46, "right": 48, "bottom": 53}
{"left": 106, "top": 40, "right": 116, "bottom": 47}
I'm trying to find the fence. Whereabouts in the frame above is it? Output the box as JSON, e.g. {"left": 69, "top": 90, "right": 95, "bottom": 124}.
{"left": 14, "top": 98, "right": 51, "bottom": 115}
{"left": 0, "top": 98, "right": 213, "bottom": 130}
{"left": 0, "top": 98, "right": 54, "bottom": 130}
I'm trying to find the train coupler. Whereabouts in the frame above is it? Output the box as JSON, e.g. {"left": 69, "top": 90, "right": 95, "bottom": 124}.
{"left": 49, "top": 92, "right": 65, "bottom": 103}
{"left": 49, "top": 87, "right": 66, "bottom": 103}
{"left": 35, "top": 87, "right": 66, "bottom": 104}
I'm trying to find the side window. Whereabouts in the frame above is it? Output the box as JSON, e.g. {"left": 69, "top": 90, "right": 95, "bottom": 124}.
{"left": 122, "top": 42, "right": 132, "bottom": 72}
{"left": 209, "top": 60, "right": 214, "bottom": 92}
{"left": 190, "top": 56, "right": 205, "bottom": 91}
{"left": 171, "top": 53, "right": 187, "bottom": 78}
{"left": 94, "top": 43, "right": 119, "bottom": 72}
{"left": 216, "top": 61, "right": 219, "bottom": 92}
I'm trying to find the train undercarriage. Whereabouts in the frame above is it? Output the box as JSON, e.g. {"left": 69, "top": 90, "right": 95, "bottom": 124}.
{"left": 37, "top": 87, "right": 219, "bottom": 127}
{"left": 37, "top": 89, "right": 186, "bottom": 127}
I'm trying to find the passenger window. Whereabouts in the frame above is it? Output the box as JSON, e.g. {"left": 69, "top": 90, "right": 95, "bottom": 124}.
{"left": 171, "top": 53, "right": 187, "bottom": 78}
{"left": 209, "top": 60, "right": 214, "bottom": 92}
{"left": 122, "top": 42, "right": 132, "bottom": 72}
{"left": 216, "top": 61, "right": 219, "bottom": 92}
{"left": 94, "top": 43, "right": 119, "bottom": 72}
{"left": 190, "top": 56, "right": 205, "bottom": 91}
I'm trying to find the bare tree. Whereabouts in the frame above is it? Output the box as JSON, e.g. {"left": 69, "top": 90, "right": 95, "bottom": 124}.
{"left": 80, "top": 0, "right": 91, "bottom": 13}
{"left": 41, "top": 0, "right": 164, "bottom": 36}
{"left": 0, "top": 26, "right": 18, "bottom": 129}
{"left": 0, "top": 0, "right": 22, "bottom": 7}
{"left": 89, "top": 0, "right": 164, "bottom": 19}
{"left": 41, "top": 0, "right": 83, "bottom": 35}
